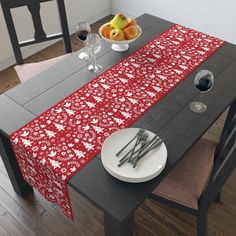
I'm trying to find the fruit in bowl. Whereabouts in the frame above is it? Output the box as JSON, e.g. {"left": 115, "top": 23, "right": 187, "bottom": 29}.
{"left": 110, "top": 14, "right": 128, "bottom": 30}
{"left": 124, "top": 25, "right": 139, "bottom": 40}
{"left": 99, "top": 14, "right": 142, "bottom": 51}
{"left": 100, "top": 23, "right": 114, "bottom": 39}
{"left": 110, "top": 29, "right": 125, "bottom": 41}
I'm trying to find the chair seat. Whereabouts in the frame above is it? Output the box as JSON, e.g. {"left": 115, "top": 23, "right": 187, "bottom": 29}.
{"left": 14, "top": 54, "right": 70, "bottom": 83}
{"left": 153, "top": 138, "right": 217, "bottom": 209}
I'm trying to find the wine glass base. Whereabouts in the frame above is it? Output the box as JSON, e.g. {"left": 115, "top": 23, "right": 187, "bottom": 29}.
{"left": 189, "top": 102, "right": 207, "bottom": 113}
{"left": 78, "top": 52, "right": 91, "bottom": 60}
{"left": 88, "top": 64, "right": 103, "bottom": 73}
{"left": 111, "top": 43, "right": 129, "bottom": 52}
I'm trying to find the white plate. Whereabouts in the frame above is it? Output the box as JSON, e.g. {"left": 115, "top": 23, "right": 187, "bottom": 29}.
{"left": 101, "top": 128, "right": 167, "bottom": 183}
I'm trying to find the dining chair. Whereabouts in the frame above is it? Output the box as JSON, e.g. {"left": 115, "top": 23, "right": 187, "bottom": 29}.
{"left": 150, "top": 101, "right": 236, "bottom": 236}
{"left": 0, "top": 0, "right": 72, "bottom": 82}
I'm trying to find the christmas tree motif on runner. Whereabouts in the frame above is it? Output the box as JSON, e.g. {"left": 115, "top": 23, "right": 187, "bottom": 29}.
{"left": 176, "top": 37, "right": 184, "bottom": 42}
{"left": 153, "top": 53, "right": 161, "bottom": 59}
{"left": 119, "top": 77, "right": 128, "bottom": 83}
{"left": 172, "top": 40, "right": 180, "bottom": 45}
{"left": 147, "top": 91, "right": 156, "bottom": 98}
{"left": 55, "top": 123, "right": 65, "bottom": 131}
{"left": 147, "top": 58, "right": 156, "bottom": 63}
{"left": 73, "top": 149, "right": 85, "bottom": 158}
{"left": 202, "top": 47, "right": 210, "bottom": 51}
{"left": 92, "top": 125, "right": 104, "bottom": 134}
{"left": 21, "top": 138, "right": 32, "bottom": 147}
{"left": 113, "top": 117, "right": 124, "bottom": 125}
{"left": 82, "top": 142, "right": 94, "bottom": 151}
{"left": 93, "top": 96, "right": 103, "bottom": 102}
{"left": 204, "top": 38, "right": 212, "bottom": 43}
{"left": 179, "top": 65, "right": 188, "bottom": 70}
{"left": 197, "top": 50, "right": 205, "bottom": 55}
{"left": 152, "top": 86, "right": 163, "bottom": 92}
{"left": 101, "top": 84, "right": 110, "bottom": 90}
{"left": 49, "top": 159, "right": 61, "bottom": 169}
{"left": 121, "top": 111, "right": 131, "bottom": 119}
{"left": 128, "top": 98, "right": 138, "bottom": 104}
{"left": 173, "top": 69, "right": 183, "bottom": 75}
{"left": 183, "top": 55, "right": 191, "bottom": 60}
{"left": 45, "top": 130, "right": 56, "bottom": 138}
{"left": 85, "top": 101, "right": 95, "bottom": 108}
{"left": 131, "top": 63, "right": 140, "bottom": 68}
{"left": 65, "top": 108, "right": 75, "bottom": 116}
{"left": 159, "top": 75, "right": 167, "bottom": 80}
{"left": 157, "top": 45, "right": 164, "bottom": 49}
{"left": 125, "top": 73, "right": 134, "bottom": 79}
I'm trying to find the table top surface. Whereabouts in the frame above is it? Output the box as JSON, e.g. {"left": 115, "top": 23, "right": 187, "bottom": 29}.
{"left": 1, "top": 14, "right": 236, "bottom": 221}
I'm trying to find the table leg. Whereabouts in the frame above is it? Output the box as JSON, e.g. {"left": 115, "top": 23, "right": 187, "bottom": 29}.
{"left": 104, "top": 212, "right": 134, "bottom": 236}
{"left": 0, "top": 130, "right": 33, "bottom": 196}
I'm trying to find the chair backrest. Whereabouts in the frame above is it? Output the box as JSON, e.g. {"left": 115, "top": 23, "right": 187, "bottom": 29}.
{"left": 0, "top": 0, "right": 72, "bottom": 64}
{"left": 199, "top": 99, "right": 236, "bottom": 208}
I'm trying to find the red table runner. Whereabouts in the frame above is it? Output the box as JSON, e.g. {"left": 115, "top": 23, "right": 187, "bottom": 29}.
{"left": 10, "top": 24, "right": 224, "bottom": 219}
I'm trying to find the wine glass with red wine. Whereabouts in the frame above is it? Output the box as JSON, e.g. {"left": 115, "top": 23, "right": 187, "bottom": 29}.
{"left": 76, "top": 22, "right": 91, "bottom": 60}
{"left": 189, "top": 70, "right": 214, "bottom": 113}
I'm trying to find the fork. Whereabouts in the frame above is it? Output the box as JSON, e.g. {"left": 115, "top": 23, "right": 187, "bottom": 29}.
{"left": 116, "top": 129, "right": 145, "bottom": 157}
{"left": 118, "top": 134, "right": 160, "bottom": 167}
{"left": 127, "top": 130, "right": 145, "bottom": 162}
{"left": 132, "top": 133, "right": 149, "bottom": 167}
{"left": 134, "top": 138, "right": 163, "bottom": 167}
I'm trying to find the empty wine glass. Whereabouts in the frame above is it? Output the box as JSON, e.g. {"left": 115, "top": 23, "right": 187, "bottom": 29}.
{"left": 76, "top": 22, "right": 91, "bottom": 60}
{"left": 189, "top": 70, "right": 214, "bottom": 113}
{"left": 86, "top": 33, "right": 103, "bottom": 73}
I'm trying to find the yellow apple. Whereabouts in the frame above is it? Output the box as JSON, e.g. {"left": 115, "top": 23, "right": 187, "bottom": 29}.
{"left": 100, "top": 23, "right": 114, "bottom": 39}
{"left": 124, "top": 25, "right": 139, "bottom": 40}
{"left": 110, "top": 29, "right": 125, "bottom": 41}
{"left": 126, "top": 18, "right": 137, "bottom": 27}
{"left": 110, "top": 14, "right": 128, "bottom": 30}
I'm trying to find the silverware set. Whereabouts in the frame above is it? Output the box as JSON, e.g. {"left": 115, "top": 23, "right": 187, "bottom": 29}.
{"left": 116, "top": 129, "right": 163, "bottom": 168}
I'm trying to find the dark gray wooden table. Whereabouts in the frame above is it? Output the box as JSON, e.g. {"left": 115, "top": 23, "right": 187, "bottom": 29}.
{"left": 0, "top": 14, "right": 236, "bottom": 236}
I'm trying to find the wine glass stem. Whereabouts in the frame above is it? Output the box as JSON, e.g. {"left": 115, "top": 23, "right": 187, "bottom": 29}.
{"left": 198, "top": 92, "right": 203, "bottom": 103}
{"left": 93, "top": 52, "right": 97, "bottom": 68}
{"left": 83, "top": 42, "right": 86, "bottom": 54}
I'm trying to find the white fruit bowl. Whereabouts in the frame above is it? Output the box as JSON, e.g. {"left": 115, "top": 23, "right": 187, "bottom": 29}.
{"left": 99, "top": 25, "right": 142, "bottom": 52}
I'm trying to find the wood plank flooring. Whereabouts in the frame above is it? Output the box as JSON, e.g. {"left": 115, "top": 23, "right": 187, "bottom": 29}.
{"left": 0, "top": 15, "right": 235, "bottom": 236}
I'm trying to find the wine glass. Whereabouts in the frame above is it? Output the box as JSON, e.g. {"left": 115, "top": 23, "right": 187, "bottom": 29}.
{"left": 75, "top": 22, "right": 91, "bottom": 60}
{"left": 189, "top": 70, "right": 214, "bottom": 113}
{"left": 86, "top": 33, "right": 103, "bottom": 73}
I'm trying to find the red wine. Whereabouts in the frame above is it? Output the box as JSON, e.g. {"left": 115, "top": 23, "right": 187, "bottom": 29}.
{"left": 76, "top": 30, "right": 89, "bottom": 41}
{"left": 195, "top": 75, "right": 213, "bottom": 92}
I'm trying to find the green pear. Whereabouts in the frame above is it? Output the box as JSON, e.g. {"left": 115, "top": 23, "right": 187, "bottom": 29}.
{"left": 111, "top": 14, "right": 128, "bottom": 30}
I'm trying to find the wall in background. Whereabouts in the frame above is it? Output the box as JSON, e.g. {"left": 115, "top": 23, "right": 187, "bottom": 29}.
{"left": 1, "top": 0, "right": 235, "bottom": 71}
{"left": 112, "top": 0, "right": 236, "bottom": 45}
{"left": 0, "top": 0, "right": 111, "bottom": 71}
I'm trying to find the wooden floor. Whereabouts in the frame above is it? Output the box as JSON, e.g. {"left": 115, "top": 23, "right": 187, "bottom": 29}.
{"left": 0, "top": 15, "right": 235, "bottom": 236}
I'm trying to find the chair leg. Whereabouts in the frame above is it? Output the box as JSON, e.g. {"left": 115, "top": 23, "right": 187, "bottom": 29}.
{"left": 197, "top": 210, "right": 208, "bottom": 236}
{"left": 214, "top": 191, "right": 222, "bottom": 204}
